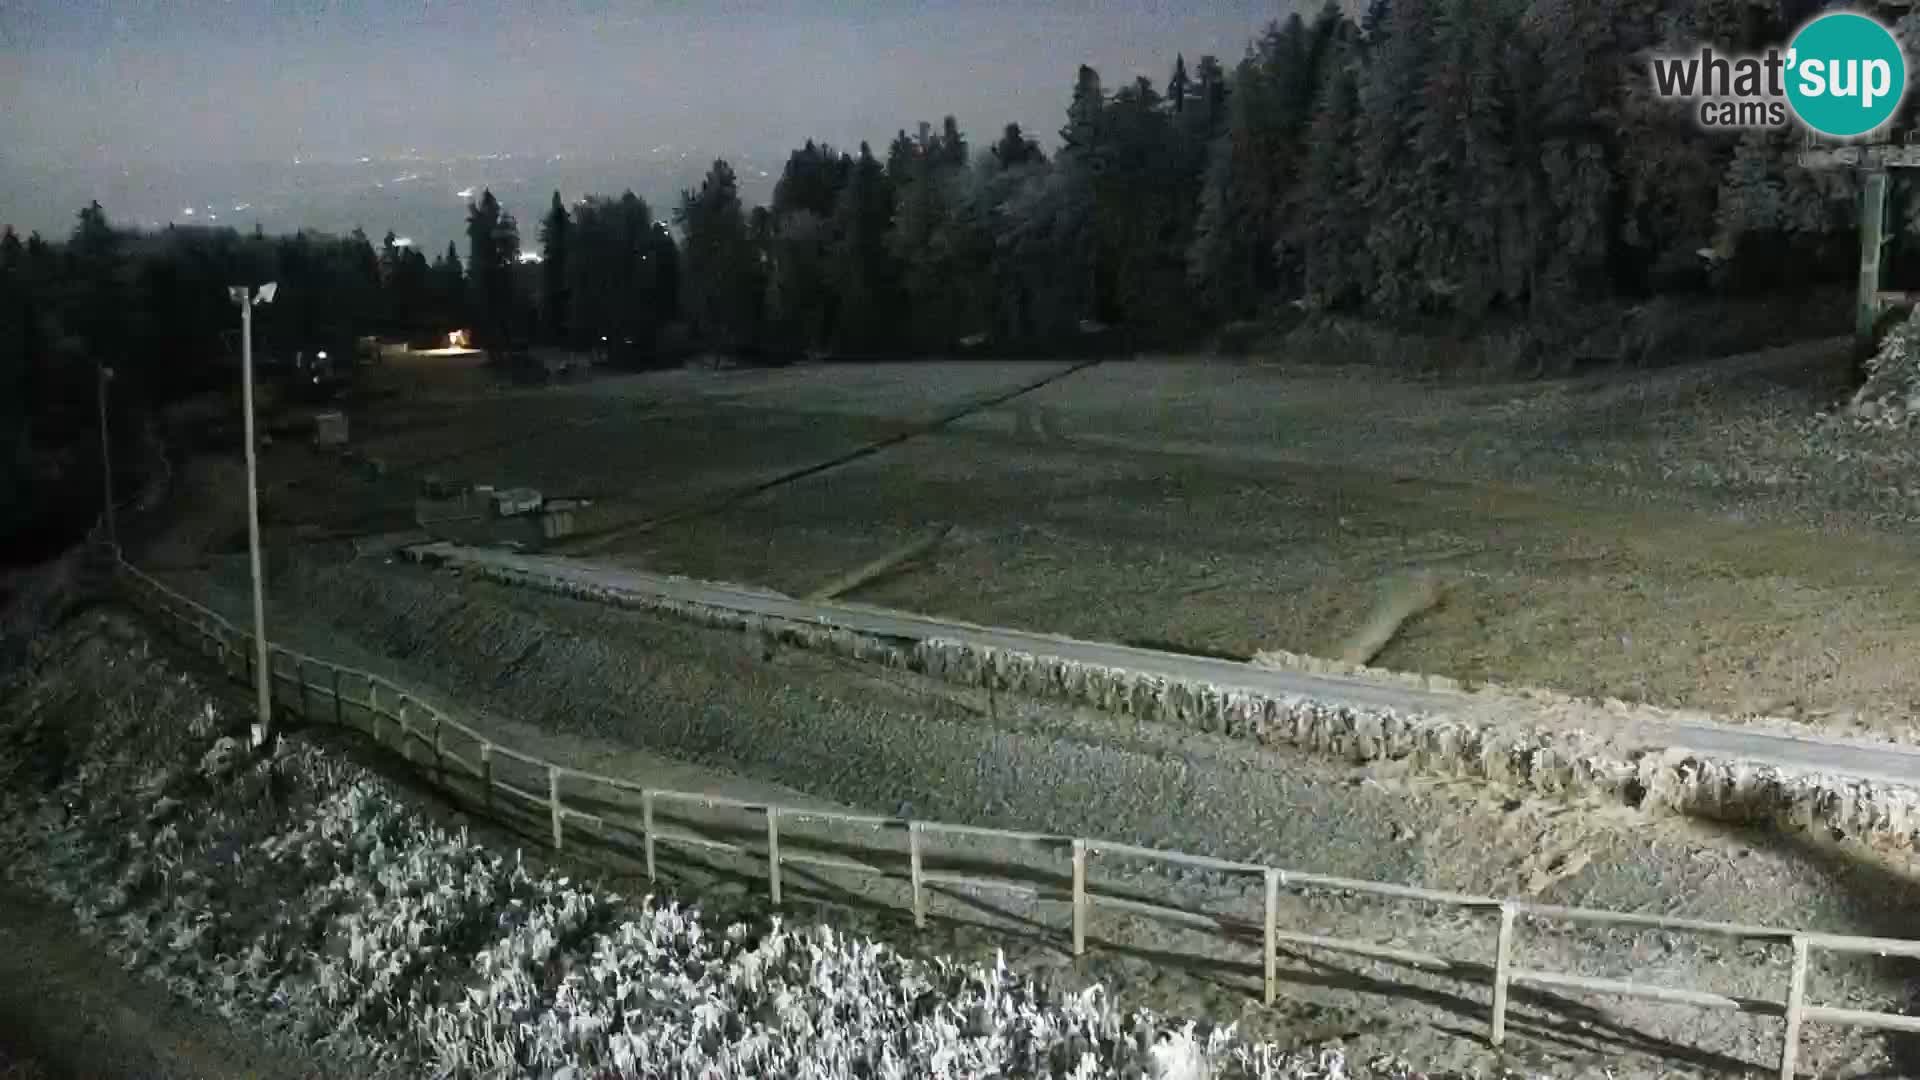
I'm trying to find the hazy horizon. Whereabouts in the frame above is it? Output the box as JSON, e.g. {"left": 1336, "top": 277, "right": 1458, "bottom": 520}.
{"left": 0, "top": 2, "right": 1346, "bottom": 250}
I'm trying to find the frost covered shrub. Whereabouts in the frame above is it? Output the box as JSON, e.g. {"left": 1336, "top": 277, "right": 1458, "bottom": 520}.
{"left": 0, "top": 620, "right": 1513, "bottom": 1079}
{"left": 1851, "top": 305, "right": 1920, "bottom": 428}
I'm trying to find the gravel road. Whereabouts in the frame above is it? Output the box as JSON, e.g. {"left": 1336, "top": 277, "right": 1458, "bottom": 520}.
{"left": 163, "top": 550, "right": 1920, "bottom": 1077}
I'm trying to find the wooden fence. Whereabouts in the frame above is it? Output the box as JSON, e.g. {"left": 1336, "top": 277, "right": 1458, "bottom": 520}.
{"left": 113, "top": 556, "right": 1920, "bottom": 1078}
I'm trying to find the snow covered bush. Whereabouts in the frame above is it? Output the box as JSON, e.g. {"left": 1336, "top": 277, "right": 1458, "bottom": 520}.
{"left": 0, "top": 614, "right": 1514, "bottom": 1078}
{"left": 1850, "top": 304, "right": 1920, "bottom": 428}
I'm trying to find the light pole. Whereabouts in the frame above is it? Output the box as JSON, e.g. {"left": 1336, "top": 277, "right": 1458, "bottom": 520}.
{"left": 230, "top": 282, "right": 278, "bottom": 749}
{"left": 96, "top": 362, "right": 116, "bottom": 555}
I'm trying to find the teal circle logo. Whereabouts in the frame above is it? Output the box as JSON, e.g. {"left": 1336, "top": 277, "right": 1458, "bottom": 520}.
{"left": 1786, "top": 13, "right": 1906, "bottom": 137}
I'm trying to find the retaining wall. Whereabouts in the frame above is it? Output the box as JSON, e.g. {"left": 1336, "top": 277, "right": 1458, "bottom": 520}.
{"left": 411, "top": 550, "right": 1920, "bottom": 851}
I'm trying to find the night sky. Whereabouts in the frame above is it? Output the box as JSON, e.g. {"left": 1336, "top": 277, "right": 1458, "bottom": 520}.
{"left": 3, "top": 1, "right": 1294, "bottom": 169}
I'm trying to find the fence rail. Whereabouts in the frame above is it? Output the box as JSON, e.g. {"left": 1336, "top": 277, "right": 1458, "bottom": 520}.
{"left": 111, "top": 554, "right": 1920, "bottom": 1079}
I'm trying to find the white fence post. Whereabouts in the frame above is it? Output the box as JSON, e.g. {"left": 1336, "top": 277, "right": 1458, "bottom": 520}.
{"left": 766, "top": 808, "right": 783, "bottom": 906}
{"left": 480, "top": 743, "right": 494, "bottom": 813}
{"left": 1780, "top": 935, "right": 1810, "bottom": 1080}
{"left": 397, "top": 697, "right": 413, "bottom": 763}
{"left": 1491, "top": 902, "right": 1517, "bottom": 1046}
{"left": 1264, "top": 868, "right": 1281, "bottom": 1006}
{"left": 642, "top": 790, "right": 657, "bottom": 882}
{"left": 1072, "top": 839, "right": 1088, "bottom": 958}
{"left": 909, "top": 822, "right": 926, "bottom": 929}
{"left": 548, "top": 766, "right": 564, "bottom": 850}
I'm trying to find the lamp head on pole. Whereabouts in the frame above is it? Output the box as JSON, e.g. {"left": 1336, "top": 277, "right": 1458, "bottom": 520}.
{"left": 229, "top": 282, "right": 279, "bottom": 306}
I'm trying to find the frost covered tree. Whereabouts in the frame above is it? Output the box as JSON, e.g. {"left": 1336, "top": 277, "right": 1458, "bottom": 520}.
{"left": 889, "top": 118, "right": 975, "bottom": 348}
{"left": 1413, "top": 0, "right": 1495, "bottom": 316}
{"left": 464, "top": 190, "right": 522, "bottom": 347}
{"left": 1187, "top": 142, "right": 1245, "bottom": 318}
{"left": 828, "top": 143, "right": 900, "bottom": 352}
{"left": 1296, "top": 28, "right": 1367, "bottom": 309}
{"left": 990, "top": 123, "right": 1043, "bottom": 170}
{"left": 1188, "top": 11, "right": 1338, "bottom": 319}
{"left": 568, "top": 191, "right": 675, "bottom": 355}
{"left": 430, "top": 243, "right": 463, "bottom": 331}
{"left": 1044, "top": 65, "right": 1105, "bottom": 329}
{"left": 677, "top": 160, "right": 762, "bottom": 349}
{"left": 1514, "top": 0, "right": 1627, "bottom": 308}
{"left": 765, "top": 140, "right": 854, "bottom": 350}
{"left": 539, "top": 191, "right": 570, "bottom": 343}
{"left": 1360, "top": 0, "right": 1440, "bottom": 314}
{"left": 1091, "top": 75, "right": 1197, "bottom": 331}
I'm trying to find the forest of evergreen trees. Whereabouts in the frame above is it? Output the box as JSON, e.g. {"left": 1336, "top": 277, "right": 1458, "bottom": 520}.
{"left": 3, "top": 0, "right": 1915, "bottom": 558}
{"left": 655, "top": 0, "right": 1911, "bottom": 354}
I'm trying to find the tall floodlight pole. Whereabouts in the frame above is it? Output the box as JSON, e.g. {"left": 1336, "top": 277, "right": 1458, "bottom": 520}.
{"left": 230, "top": 282, "right": 278, "bottom": 749}
{"left": 97, "top": 363, "right": 116, "bottom": 554}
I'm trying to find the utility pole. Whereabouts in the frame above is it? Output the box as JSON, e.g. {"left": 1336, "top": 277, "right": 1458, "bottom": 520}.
{"left": 97, "top": 363, "right": 116, "bottom": 555}
{"left": 231, "top": 283, "right": 278, "bottom": 749}
{"left": 1858, "top": 169, "right": 1890, "bottom": 346}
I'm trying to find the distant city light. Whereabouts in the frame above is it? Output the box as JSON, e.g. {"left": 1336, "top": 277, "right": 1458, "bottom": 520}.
{"left": 359, "top": 156, "right": 371, "bottom": 163}
{"left": 517, "top": 251, "right": 543, "bottom": 264}
{"left": 182, "top": 207, "right": 195, "bottom": 216}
